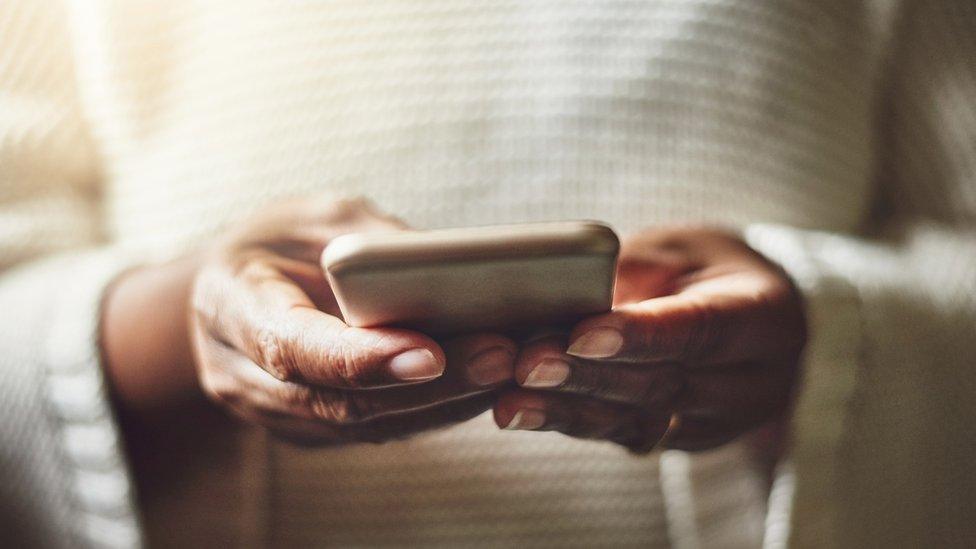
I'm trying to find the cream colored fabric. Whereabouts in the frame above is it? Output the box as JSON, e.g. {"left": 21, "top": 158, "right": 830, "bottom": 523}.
{"left": 1, "top": 0, "right": 974, "bottom": 547}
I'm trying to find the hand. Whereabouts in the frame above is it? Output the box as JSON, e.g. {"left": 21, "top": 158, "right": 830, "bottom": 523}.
{"left": 189, "top": 197, "right": 517, "bottom": 446}
{"left": 493, "top": 227, "right": 806, "bottom": 453}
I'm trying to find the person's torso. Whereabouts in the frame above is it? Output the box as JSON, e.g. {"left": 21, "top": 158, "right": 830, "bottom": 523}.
{"left": 66, "top": 1, "right": 889, "bottom": 546}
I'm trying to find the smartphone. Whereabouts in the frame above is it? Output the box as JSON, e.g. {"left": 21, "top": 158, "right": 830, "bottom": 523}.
{"left": 321, "top": 221, "right": 619, "bottom": 335}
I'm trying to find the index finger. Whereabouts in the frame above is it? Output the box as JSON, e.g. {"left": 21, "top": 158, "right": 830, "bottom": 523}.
{"left": 513, "top": 334, "right": 682, "bottom": 407}
{"left": 565, "top": 274, "right": 804, "bottom": 364}
{"left": 195, "top": 259, "right": 447, "bottom": 388}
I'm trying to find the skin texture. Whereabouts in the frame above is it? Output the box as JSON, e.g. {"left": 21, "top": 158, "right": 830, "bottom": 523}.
{"left": 105, "top": 197, "right": 517, "bottom": 445}
{"left": 493, "top": 227, "right": 807, "bottom": 453}
{"left": 102, "top": 199, "right": 806, "bottom": 453}
{"left": 191, "top": 197, "right": 525, "bottom": 445}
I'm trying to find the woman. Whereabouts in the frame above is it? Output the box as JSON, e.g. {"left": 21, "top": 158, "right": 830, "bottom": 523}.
{"left": 1, "top": 1, "right": 973, "bottom": 547}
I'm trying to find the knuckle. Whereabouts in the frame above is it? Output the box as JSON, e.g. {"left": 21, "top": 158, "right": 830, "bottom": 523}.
{"left": 235, "top": 257, "right": 279, "bottom": 284}
{"left": 323, "top": 197, "right": 368, "bottom": 224}
{"left": 681, "top": 296, "right": 724, "bottom": 359}
{"left": 308, "top": 391, "right": 369, "bottom": 425}
{"left": 572, "top": 364, "right": 624, "bottom": 401}
{"left": 637, "top": 368, "right": 684, "bottom": 408}
{"left": 330, "top": 334, "right": 386, "bottom": 388}
{"left": 335, "top": 352, "right": 370, "bottom": 388}
{"left": 332, "top": 196, "right": 362, "bottom": 214}
{"left": 573, "top": 363, "right": 669, "bottom": 409}
{"left": 275, "top": 385, "right": 316, "bottom": 419}
{"left": 255, "top": 326, "right": 299, "bottom": 382}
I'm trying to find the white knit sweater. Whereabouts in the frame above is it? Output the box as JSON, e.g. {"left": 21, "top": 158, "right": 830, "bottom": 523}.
{"left": 2, "top": 1, "right": 974, "bottom": 547}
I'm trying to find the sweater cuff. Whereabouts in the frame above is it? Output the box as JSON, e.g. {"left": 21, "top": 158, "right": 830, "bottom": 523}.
{"left": 743, "top": 224, "right": 864, "bottom": 548}
{"left": 43, "top": 249, "right": 145, "bottom": 548}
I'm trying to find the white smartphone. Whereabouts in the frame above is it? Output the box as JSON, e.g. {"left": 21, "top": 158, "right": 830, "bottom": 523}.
{"left": 321, "top": 221, "right": 619, "bottom": 335}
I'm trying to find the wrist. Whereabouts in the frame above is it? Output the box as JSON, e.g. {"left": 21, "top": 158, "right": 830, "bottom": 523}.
{"left": 101, "top": 252, "right": 205, "bottom": 418}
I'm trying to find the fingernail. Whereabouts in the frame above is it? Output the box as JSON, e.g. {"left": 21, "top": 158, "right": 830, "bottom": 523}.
{"left": 567, "top": 327, "right": 624, "bottom": 358}
{"left": 467, "top": 346, "right": 514, "bottom": 386}
{"left": 387, "top": 349, "right": 444, "bottom": 381}
{"left": 504, "top": 409, "right": 546, "bottom": 430}
{"left": 523, "top": 358, "right": 570, "bottom": 388}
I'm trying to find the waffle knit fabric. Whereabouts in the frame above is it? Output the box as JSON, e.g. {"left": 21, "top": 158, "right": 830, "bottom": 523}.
{"left": 1, "top": 1, "right": 974, "bottom": 547}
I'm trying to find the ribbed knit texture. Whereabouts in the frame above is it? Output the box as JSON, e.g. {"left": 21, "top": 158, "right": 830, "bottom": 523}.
{"left": 1, "top": 1, "right": 974, "bottom": 547}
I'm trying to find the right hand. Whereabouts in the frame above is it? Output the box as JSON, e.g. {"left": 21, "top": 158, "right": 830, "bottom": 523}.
{"left": 189, "top": 197, "right": 517, "bottom": 446}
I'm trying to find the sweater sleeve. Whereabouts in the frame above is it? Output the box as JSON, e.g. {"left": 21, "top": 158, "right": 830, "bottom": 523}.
{"left": 747, "top": 3, "right": 976, "bottom": 547}
{"left": 0, "top": 1, "right": 142, "bottom": 547}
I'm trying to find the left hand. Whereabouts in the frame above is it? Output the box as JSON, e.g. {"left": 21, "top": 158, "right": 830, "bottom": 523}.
{"left": 492, "top": 227, "right": 807, "bottom": 453}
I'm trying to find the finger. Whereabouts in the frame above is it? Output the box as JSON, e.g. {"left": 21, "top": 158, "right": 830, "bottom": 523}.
{"left": 513, "top": 334, "right": 682, "bottom": 407}
{"left": 612, "top": 250, "right": 697, "bottom": 306}
{"left": 493, "top": 389, "right": 671, "bottom": 451}
{"left": 231, "top": 391, "right": 495, "bottom": 448}
{"left": 566, "top": 271, "right": 802, "bottom": 364}
{"left": 261, "top": 254, "right": 340, "bottom": 314}
{"left": 348, "top": 391, "right": 494, "bottom": 444}
{"left": 214, "top": 196, "right": 408, "bottom": 319}
{"left": 228, "top": 196, "right": 408, "bottom": 265}
{"left": 451, "top": 333, "right": 518, "bottom": 388}
{"left": 194, "top": 259, "right": 447, "bottom": 388}
{"left": 198, "top": 335, "right": 512, "bottom": 425}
